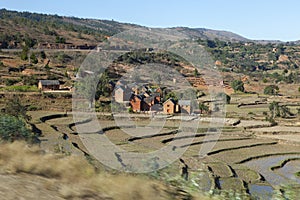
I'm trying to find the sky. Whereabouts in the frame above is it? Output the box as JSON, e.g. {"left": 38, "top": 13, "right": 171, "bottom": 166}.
{"left": 1, "top": 0, "right": 300, "bottom": 41}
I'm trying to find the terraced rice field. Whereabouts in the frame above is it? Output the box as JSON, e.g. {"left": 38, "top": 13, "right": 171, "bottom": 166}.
{"left": 29, "top": 111, "right": 300, "bottom": 199}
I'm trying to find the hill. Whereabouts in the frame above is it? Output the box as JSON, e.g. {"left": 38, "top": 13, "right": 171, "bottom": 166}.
{"left": 0, "top": 9, "right": 140, "bottom": 48}
{"left": 0, "top": 8, "right": 289, "bottom": 49}
{"left": 173, "top": 27, "right": 250, "bottom": 42}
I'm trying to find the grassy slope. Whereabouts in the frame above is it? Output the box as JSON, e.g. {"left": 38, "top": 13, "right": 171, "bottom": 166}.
{"left": 0, "top": 141, "right": 214, "bottom": 200}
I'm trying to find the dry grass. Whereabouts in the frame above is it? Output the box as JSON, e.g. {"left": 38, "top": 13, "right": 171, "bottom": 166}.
{"left": 0, "top": 141, "right": 214, "bottom": 200}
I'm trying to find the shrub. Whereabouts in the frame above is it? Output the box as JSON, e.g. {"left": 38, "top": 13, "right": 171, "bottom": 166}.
{"left": 0, "top": 114, "right": 38, "bottom": 143}
{"left": 1, "top": 95, "right": 31, "bottom": 121}
{"left": 2, "top": 85, "right": 39, "bottom": 92}
{"left": 30, "top": 53, "right": 38, "bottom": 64}
{"left": 264, "top": 85, "right": 279, "bottom": 95}
{"left": 128, "top": 107, "right": 133, "bottom": 113}
{"left": 40, "top": 51, "right": 46, "bottom": 59}
{"left": 231, "top": 80, "right": 245, "bottom": 92}
{"left": 5, "top": 78, "right": 20, "bottom": 86}
{"left": 27, "top": 105, "right": 41, "bottom": 111}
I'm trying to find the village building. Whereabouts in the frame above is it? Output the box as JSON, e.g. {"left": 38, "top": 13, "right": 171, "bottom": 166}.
{"left": 163, "top": 98, "right": 176, "bottom": 114}
{"left": 38, "top": 80, "right": 60, "bottom": 91}
{"left": 129, "top": 94, "right": 150, "bottom": 112}
{"left": 178, "top": 100, "right": 192, "bottom": 114}
{"left": 114, "top": 86, "right": 132, "bottom": 103}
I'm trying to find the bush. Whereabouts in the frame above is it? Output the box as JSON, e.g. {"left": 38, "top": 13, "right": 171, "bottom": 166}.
{"left": 27, "top": 105, "right": 41, "bottom": 111}
{"left": 22, "top": 75, "right": 39, "bottom": 86}
{"left": 0, "top": 114, "right": 38, "bottom": 143}
{"left": 5, "top": 78, "right": 20, "bottom": 86}
{"left": 1, "top": 85, "right": 39, "bottom": 92}
{"left": 1, "top": 95, "right": 31, "bottom": 121}
{"left": 20, "top": 46, "right": 29, "bottom": 60}
{"left": 231, "top": 80, "right": 244, "bottom": 92}
{"left": 128, "top": 107, "right": 133, "bottom": 113}
{"left": 40, "top": 51, "right": 46, "bottom": 59}
{"left": 30, "top": 53, "right": 38, "bottom": 64}
{"left": 264, "top": 85, "right": 279, "bottom": 95}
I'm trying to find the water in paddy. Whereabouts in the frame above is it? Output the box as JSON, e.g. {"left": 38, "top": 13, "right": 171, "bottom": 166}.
{"left": 248, "top": 184, "right": 274, "bottom": 200}
{"left": 244, "top": 155, "right": 300, "bottom": 186}
{"left": 275, "top": 160, "right": 300, "bottom": 184}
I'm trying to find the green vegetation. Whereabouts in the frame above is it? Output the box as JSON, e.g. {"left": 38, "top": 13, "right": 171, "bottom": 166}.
{"left": 40, "top": 50, "right": 46, "bottom": 59}
{"left": 5, "top": 78, "right": 21, "bottom": 86}
{"left": 231, "top": 80, "right": 244, "bottom": 93}
{"left": 199, "top": 102, "right": 209, "bottom": 114}
{"left": 1, "top": 85, "right": 39, "bottom": 92}
{"left": 0, "top": 114, "right": 38, "bottom": 143}
{"left": 0, "top": 95, "right": 38, "bottom": 143}
{"left": 268, "top": 101, "right": 293, "bottom": 119}
{"left": 1, "top": 95, "right": 31, "bottom": 121}
{"left": 164, "top": 91, "right": 178, "bottom": 102}
{"left": 20, "top": 46, "right": 29, "bottom": 60}
{"left": 55, "top": 36, "right": 66, "bottom": 44}
{"left": 264, "top": 85, "right": 279, "bottom": 95}
{"left": 0, "top": 8, "right": 127, "bottom": 48}
{"left": 30, "top": 52, "right": 38, "bottom": 64}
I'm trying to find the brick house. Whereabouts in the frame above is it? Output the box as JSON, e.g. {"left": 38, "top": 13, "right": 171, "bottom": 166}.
{"left": 114, "top": 86, "right": 131, "bottom": 103}
{"left": 178, "top": 100, "right": 192, "bottom": 114}
{"left": 163, "top": 98, "right": 176, "bottom": 114}
{"left": 38, "top": 80, "right": 60, "bottom": 91}
{"left": 129, "top": 94, "right": 151, "bottom": 112}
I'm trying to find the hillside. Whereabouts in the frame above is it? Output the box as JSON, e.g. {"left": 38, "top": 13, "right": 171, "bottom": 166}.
{"left": 0, "top": 9, "right": 140, "bottom": 48}
{"left": 0, "top": 8, "right": 285, "bottom": 50}
{"left": 174, "top": 27, "right": 250, "bottom": 42}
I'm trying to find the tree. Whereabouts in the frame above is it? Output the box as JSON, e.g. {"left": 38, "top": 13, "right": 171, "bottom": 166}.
{"left": 40, "top": 51, "right": 46, "bottom": 59}
{"left": 1, "top": 95, "right": 31, "bottom": 121}
{"left": 20, "top": 46, "right": 29, "bottom": 60}
{"left": 269, "top": 101, "right": 280, "bottom": 119}
{"left": 164, "top": 92, "right": 178, "bottom": 102}
{"left": 269, "top": 101, "right": 292, "bottom": 119}
{"left": 231, "top": 80, "right": 245, "bottom": 92}
{"left": 280, "top": 105, "right": 290, "bottom": 118}
{"left": 95, "top": 72, "right": 111, "bottom": 99}
{"left": 56, "top": 36, "right": 66, "bottom": 43}
{"left": 24, "top": 36, "right": 36, "bottom": 48}
{"left": 30, "top": 53, "right": 38, "bottom": 64}
{"left": 206, "top": 40, "right": 217, "bottom": 48}
{"left": 199, "top": 103, "right": 209, "bottom": 114}
{"left": 264, "top": 85, "right": 279, "bottom": 95}
{"left": 0, "top": 114, "right": 38, "bottom": 143}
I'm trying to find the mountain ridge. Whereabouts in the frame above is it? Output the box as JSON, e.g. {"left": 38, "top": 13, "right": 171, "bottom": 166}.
{"left": 0, "top": 8, "right": 296, "bottom": 46}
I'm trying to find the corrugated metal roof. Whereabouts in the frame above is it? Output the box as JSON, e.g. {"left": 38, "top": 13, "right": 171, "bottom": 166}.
{"left": 178, "top": 100, "right": 191, "bottom": 106}
{"left": 163, "top": 98, "right": 176, "bottom": 105}
{"left": 39, "top": 80, "right": 60, "bottom": 85}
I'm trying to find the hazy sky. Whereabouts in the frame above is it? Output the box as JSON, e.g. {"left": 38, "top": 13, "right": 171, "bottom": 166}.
{"left": 1, "top": 0, "right": 300, "bottom": 41}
